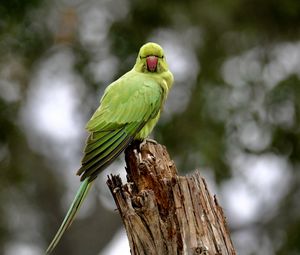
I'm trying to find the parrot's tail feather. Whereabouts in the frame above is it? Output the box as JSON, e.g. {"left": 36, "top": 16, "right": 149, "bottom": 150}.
{"left": 46, "top": 179, "right": 93, "bottom": 254}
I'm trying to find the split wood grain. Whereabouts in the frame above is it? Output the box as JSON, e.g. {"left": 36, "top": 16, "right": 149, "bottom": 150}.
{"left": 107, "top": 142, "right": 236, "bottom": 255}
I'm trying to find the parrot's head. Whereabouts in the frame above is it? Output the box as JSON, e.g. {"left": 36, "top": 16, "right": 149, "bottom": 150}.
{"left": 134, "top": 42, "right": 169, "bottom": 74}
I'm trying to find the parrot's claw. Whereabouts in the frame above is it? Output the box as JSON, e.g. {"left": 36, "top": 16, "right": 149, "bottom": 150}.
{"left": 139, "top": 138, "right": 158, "bottom": 150}
{"left": 113, "top": 187, "right": 120, "bottom": 193}
{"left": 145, "top": 138, "right": 158, "bottom": 144}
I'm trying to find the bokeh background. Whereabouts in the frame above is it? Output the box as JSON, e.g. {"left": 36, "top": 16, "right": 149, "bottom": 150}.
{"left": 1, "top": 0, "right": 300, "bottom": 254}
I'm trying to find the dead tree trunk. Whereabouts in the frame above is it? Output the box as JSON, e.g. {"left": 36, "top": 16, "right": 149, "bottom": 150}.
{"left": 107, "top": 141, "right": 236, "bottom": 255}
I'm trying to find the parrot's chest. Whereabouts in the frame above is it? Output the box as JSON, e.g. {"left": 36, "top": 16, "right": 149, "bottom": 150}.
{"left": 135, "top": 112, "right": 161, "bottom": 140}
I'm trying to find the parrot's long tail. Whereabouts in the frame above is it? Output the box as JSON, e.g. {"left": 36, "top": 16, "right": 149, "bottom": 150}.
{"left": 46, "top": 178, "right": 93, "bottom": 254}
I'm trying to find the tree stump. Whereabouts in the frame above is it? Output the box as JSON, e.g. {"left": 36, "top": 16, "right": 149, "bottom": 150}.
{"left": 106, "top": 141, "right": 236, "bottom": 255}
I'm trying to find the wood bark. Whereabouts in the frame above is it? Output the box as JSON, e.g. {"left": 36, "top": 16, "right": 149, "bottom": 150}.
{"left": 107, "top": 141, "right": 236, "bottom": 255}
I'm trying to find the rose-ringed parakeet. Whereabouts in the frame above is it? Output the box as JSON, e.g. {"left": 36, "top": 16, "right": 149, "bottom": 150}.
{"left": 46, "top": 42, "right": 174, "bottom": 254}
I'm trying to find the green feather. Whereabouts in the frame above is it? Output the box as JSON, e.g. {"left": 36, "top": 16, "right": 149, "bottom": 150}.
{"left": 78, "top": 132, "right": 127, "bottom": 177}
{"left": 79, "top": 121, "right": 143, "bottom": 181}
{"left": 85, "top": 78, "right": 163, "bottom": 133}
{"left": 82, "top": 129, "right": 125, "bottom": 163}
{"left": 46, "top": 178, "right": 93, "bottom": 254}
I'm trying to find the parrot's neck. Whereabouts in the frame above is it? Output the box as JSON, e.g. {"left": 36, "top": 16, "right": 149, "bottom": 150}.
{"left": 131, "top": 68, "right": 174, "bottom": 92}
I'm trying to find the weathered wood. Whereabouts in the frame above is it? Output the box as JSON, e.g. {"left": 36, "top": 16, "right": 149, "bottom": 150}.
{"left": 107, "top": 141, "right": 236, "bottom": 255}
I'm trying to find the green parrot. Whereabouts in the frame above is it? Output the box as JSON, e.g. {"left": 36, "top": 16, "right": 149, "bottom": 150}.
{"left": 46, "top": 42, "right": 174, "bottom": 254}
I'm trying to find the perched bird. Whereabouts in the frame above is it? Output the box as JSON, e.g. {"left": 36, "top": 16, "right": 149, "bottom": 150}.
{"left": 46, "top": 42, "right": 174, "bottom": 254}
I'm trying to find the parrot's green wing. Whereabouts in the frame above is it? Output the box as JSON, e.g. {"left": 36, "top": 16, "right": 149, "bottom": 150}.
{"left": 77, "top": 74, "right": 163, "bottom": 181}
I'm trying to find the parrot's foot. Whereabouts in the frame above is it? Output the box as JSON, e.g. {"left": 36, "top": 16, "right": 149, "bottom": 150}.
{"left": 145, "top": 138, "right": 158, "bottom": 144}
{"left": 113, "top": 187, "right": 120, "bottom": 193}
{"left": 139, "top": 138, "right": 158, "bottom": 150}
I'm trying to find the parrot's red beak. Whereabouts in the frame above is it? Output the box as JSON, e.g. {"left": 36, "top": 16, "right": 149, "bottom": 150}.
{"left": 146, "top": 56, "right": 158, "bottom": 72}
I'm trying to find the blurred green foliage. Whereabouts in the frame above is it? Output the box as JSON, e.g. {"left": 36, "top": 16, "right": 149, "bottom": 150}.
{"left": 1, "top": 0, "right": 300, "bottom": 254}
